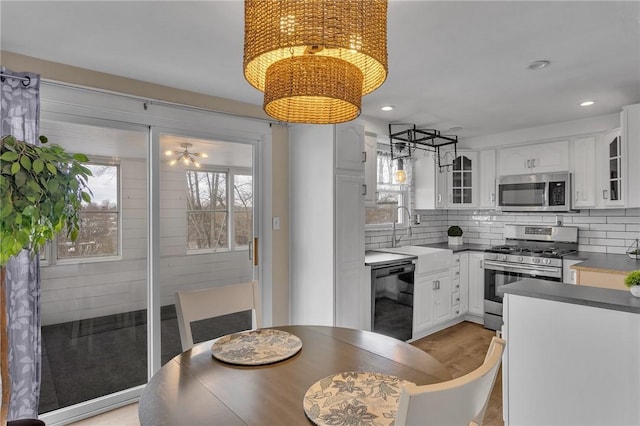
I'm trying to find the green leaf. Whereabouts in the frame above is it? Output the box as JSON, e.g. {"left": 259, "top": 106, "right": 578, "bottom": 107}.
{"left": 16, "top": 230, "right": 30, "bottom": 247}
{"left": 73, "top": 153, "right": 90, "bottom": 162}
{"left": 19, "top": 155, "right": 32, "bottom": 171}
{"left": 0, "top": 202, "right": 13, "bottom": 219}
{"left": 15, "top": 214, "right": 22, "bottom": 225}
{"left": 33, "top": 159, "right": 44, "bottom": 173}
{"left": 11, "top": 161, "right": 20, "bottom": 175}
{"left": 81, "top": 191, "right": 91, "bottom": 203}
{"left": 46, "top": 163, "right": 57, "bottom": 175}
{"left": 0, "top": 151, "right": 19, "bottom": 162}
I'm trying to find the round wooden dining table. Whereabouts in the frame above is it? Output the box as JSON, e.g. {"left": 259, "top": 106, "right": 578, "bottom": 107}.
{"left": 138, "top": 325, "right": 451, "bottom": 425}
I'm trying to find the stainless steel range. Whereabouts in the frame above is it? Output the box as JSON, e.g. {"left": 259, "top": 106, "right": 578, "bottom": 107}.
{"left": 483, "top": 224, "right": 578, "bottom": 331}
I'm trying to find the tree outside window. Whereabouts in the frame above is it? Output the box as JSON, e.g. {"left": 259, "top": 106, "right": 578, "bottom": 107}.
{"left": 57, "top": 164, "right": 119, "bottom": 259}
{"left": 186, "top": 169, "right": 253, "bottom": 251}
{"left": 365, "top": 149, "right": 409, "bottom": 226}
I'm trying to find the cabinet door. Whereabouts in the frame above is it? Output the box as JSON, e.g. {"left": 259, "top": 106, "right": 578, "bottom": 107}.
{"left": 415, "top": 156, "right": 447, "bottom": 209}
{"left": 530, "top": 141, "right": 569, "bottom": 174}
{"left": 572, "top": 136, "right": 596, "bottom": 208}
{"left": 335, "top": 122, "right": 365, "bottom": 172}
{"left": 448, "top": 151, "right": 478, "bottom": 207}
{"left": 468, "top": 252, "right": 485, "bottom": 316}
{"left": 622, "top": 104, "right": 640, "bottom": 208}
{"left": 334, "top": 173, "right": 366, "bottom": 329}
{"left": 414, "top": 275, "right": 435, "bottom": 334}
{"left": 498, "top": 145, "right": 531, "bottom": 175}
{"left": 479, "top": 149, "right": 496, "bottom": 208}
{"left": 433, "top": 270, "right": 452, "bottom": 324}
{"left": 599, "top": 129, "right": 624, "bottom": 207}
{"left": 364, "top": 134, "right": 377, "bottom": 206}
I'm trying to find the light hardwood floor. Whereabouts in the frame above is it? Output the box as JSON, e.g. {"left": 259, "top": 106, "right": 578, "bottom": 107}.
{"left": 69, "top": 321, "right": 500, "bottom": 426}
{"left": 411, "top": 321, "right": 503, "bottom": 426}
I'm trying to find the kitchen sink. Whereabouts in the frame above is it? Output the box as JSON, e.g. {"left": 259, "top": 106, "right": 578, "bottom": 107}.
{"left": 378, "top": 246, "right": 453, "bottom": 274}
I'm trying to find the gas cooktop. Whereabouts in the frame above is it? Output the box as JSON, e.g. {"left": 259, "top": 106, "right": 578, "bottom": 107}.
{"left": 486, "top": 245, "right": 576, "bottom": 259}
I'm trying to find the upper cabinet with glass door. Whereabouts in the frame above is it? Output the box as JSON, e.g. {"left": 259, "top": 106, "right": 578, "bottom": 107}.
{"left": 598, "top": 129, "right": 625, "bottom": 207}
{"left": 447, "top": 151, "right": 479, "bottom": 208}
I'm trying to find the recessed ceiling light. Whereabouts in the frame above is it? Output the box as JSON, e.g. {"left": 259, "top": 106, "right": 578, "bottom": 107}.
{"left": 528, "top": 60, "right": 551, "bottom": 70}
{"left": 580, "top": 100, "right": 596, "bottom": 107}
{"left": 381, "top": 105, "right": 395, "bottom": 111}
{"left": 448, "top": 126, "right": 463, "bottom": 132}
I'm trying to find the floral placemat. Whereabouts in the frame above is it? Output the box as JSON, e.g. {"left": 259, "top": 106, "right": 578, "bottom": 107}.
{"left": 303, "top": 371, "right": 412, "bottom": 426}
{"left": 211, "top": 329, "right": 302, "bottom": 365}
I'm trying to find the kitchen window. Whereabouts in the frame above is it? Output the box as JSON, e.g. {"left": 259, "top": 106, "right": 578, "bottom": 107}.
{"left": 186, "top": 168, "right": 252, "bottom": 251}
{"left": 366, "top": 149, "right": 409, "bottom": 226}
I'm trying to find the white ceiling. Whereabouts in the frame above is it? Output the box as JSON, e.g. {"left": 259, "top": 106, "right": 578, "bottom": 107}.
{"left": 2, "top": 1, "right": 639, "bottom": 140}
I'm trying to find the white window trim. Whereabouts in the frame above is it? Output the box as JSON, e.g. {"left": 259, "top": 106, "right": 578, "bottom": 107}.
{"left": 185, "top": 165, "right": 252, "bottom": 254}
{"left": 44, "top": 158, "right": 122, "bottom": 265}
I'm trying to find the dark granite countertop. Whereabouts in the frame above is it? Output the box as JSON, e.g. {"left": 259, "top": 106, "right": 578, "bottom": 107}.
{"left": 417, "top": 243, "right": 491, "bottom": 253}
{"left": 364, "top": 250, "right": 417, "bottom": 266}
{"left": 499, "top": 278, "right": 640, "bottom": 314}
{"left": 565, "top": 252, "right": 640, "bottom": 274}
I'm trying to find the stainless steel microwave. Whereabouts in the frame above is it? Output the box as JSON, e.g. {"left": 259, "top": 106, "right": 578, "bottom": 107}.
{"left": 497, "top": 172, "right": 572, "bottom": 212}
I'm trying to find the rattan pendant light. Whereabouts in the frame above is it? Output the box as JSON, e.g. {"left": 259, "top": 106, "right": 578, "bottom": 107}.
{"left": 243, "top": 0, "right": 388, "bottom": 124}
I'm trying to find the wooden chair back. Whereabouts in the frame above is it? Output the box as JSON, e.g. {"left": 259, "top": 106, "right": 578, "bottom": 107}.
{"left": 395, "top": 336, "right": 506, "bottom": 426}
{"left": 175, "top": 281, "right": 261, "bottom": 351}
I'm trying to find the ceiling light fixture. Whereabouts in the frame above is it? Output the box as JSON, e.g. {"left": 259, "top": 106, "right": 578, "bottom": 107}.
{"left": 580, "top": 100, "right": 596, "bottom": 107}
{"left": 165, "top": 143, "right": 208, "bottom": 168}
{"left": 528, "top": 60, "right": 551, "bottom": 70}
{"left": 243, "top": 0, "right": 388, "bottom": 124}
{"left": 381, "top": 105, "right": 395, "bottom": 112}
{"left": 395, "top": 158, "right": 407, "bottom": 183}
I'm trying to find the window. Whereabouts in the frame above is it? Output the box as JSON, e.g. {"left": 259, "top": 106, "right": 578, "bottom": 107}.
{"left": 57, "top": 163, "right": 119, "bottom": 259}
{"left": 186, "top": 169, "right": 253, "bottom": 251}
{"left": 366, "top": 149, "right": 409, "bottom": 226}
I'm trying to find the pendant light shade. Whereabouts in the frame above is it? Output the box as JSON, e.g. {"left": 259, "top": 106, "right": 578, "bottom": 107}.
{"left": 244, "top": 0, "right": 388, "bottom": 124}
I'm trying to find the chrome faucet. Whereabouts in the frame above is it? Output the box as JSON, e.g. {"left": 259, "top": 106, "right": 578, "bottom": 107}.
{"left": 392, "top": 206, "right": 412, "bottom": 248}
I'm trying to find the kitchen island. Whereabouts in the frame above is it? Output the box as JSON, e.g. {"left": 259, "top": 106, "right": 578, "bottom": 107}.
{"left": 567, "top": 251, "right": 639, "bottom": 290}
{"left": 500, "top": 279, "right": 640, "bottom": 425}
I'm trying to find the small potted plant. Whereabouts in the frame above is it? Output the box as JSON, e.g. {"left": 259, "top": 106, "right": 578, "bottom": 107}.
{"left": 447, "top": 225, "right": 463, "bottom": 246}
{"left": 625, "top": 270, "right": 640, "bottom": 298}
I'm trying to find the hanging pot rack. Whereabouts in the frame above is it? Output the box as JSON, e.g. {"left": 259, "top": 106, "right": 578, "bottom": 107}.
{"left": 389, "top": 123, "right": 458, "bottom": 171}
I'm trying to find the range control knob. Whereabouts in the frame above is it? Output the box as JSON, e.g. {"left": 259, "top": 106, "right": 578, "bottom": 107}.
{"left": 543, "top": 258, "right": 551, "bottom": 265}
{"left": 500, "top": 255, "right": 508, "bottom": 261}
{"left": 517, "top": 256, "right": 524, "bottom": 262}
{"left": 532, "top": 258, "right": 541, "bottom": 264}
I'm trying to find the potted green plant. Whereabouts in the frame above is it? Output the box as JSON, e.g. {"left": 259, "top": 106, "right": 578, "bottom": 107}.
{"left": 625, "top": 270, "right": 640, "bottom": 298}
{"left": 447, "top": 225, "right": 463, "bottom": 246}
{"left": 0, "top": 135, "right": 92, "bottom": 422}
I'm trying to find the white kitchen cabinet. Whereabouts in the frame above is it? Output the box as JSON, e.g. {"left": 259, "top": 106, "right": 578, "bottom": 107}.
{"left": 414, "top": 155, "right": 447, "bottom": 209}
{"left": 597, "top": 129, "right": 625, "bottom": 208}
{"left": 479, "top": 149, "right": 496, "bottom": 209}
{"left": 571, "top": 136, "right": 597, "bottom": 208}
{"left": 447, "top": 150, "right": 479, "bottom": 208}
{"left": 498, "top": 140, "right": 569, "bottom": 176}
{"left": 562, "top": 259, "right": 581, "bottom": 284}
{"left": 289, "top": 122, "right": 366, "bottom": 329}
{"left": 467, "top": 252, "right": 485, "bottom": 318}
{"left": 414, "top": 274, "right": 436, "bottom": 333}
{"left": 622, "top": 103, "right": 640, "bottom": 208}
{"left": 451, "top": 252, "right": 469, "bottom": 317}
{"left": 364, "top": 133, "right": 377, "bottom": 207}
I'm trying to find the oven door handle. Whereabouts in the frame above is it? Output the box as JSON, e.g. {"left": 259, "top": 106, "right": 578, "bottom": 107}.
{"left": 484, "top": 260, "right": 560, "bottom": 276}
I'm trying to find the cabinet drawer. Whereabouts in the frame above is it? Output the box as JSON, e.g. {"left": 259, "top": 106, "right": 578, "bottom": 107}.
{"left": 451, "top": 291, "right": 461, "bottom": 307}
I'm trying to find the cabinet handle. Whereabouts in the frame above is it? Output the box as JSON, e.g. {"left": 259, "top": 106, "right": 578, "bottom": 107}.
{"left": 456, "top": 271, "right": 460, "bottom": 276}
{"left": 575, "top": 190, "right": 579, "bottom": 202}
{"left": 490, "top": 193, "right": 495, "bottom": 202}
{"left": 480, "top": 260, "right": 483, "bottom": 269}
{"left": 362, "top": 184, "right": 367, "bottom": 196}
{"left": 433, "top": 281, "right": 437, "bottom": 290}
{"left": 362, "top": 151, "right": 366, "bottom": 163}
{"left": 526, "top": 159, "right": 531, "bottom": 168}
{"left": 602, "top": 190, "right": 608, "bottom": 200}
{"left": 437, "top": 194, "right": 442, "bottom": 203}
{"left": 456, "top": 284, "right": 460, "bottom": 289}
{"left": 532, "top": 159, "right": 536, "bottom": 168}
{"left": 437, "top": 280, "right": 441, "bottom": 290}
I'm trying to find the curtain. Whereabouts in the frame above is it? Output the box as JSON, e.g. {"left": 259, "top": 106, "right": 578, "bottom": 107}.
{"left": 376, "top": 149, "right": 412, "bottom": 185}
{"left": 1, "top": 67, "right": 42, "bottom": 420}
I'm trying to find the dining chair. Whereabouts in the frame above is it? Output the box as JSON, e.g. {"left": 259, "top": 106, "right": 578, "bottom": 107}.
{"left": 395, "top": 336, "right": 506, "bottom": 426}
{"left": 175, "top": 281, "right": 261, "bottom": 351}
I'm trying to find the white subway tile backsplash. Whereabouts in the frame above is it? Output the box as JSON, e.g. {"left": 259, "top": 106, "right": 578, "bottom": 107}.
{"left": 368, "top": 208, "right": 639, "bottom": 253}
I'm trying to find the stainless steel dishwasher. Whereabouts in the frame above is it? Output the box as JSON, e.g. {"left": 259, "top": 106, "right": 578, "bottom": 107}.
{"left": 371, "top": 260, "right": 415, "bottom": 341}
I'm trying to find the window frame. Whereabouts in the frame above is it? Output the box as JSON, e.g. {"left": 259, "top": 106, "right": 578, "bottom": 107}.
{"left": 44, "top": 158, "right": 122, "bottom": 266}
{"left": 185, "top": 165, "right": 253, "bottom": 255}
{"left": 365, "top": 145, "right": 410, "bottom": 230}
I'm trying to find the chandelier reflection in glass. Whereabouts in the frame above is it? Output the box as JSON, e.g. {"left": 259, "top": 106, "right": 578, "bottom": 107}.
{"left": 165, "top": 143, "right": 208, "bottom": 168}
{"left": 243, "top": 0, "right": 388, "bottom": 124}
